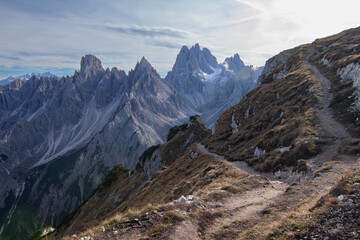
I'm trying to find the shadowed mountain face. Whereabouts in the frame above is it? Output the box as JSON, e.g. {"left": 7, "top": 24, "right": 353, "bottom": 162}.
{"left": 0, "top": 54, "right": 186, "bottom": 240}
{"left": 0, "top": 46, "right": 260, "bottom": 239}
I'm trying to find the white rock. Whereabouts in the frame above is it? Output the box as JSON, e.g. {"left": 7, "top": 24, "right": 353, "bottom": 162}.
{"left": 276, "top": 146, "right": 291, "bottom": 153}
{"left": 231, "top": 113, "right": 239, "bottom": 134}
{"left": 174, "top": 196, "right": 186, "bottom": 203}
{"left": 254, "top": 146, "right": 265, "bottom": 157}
{"left": 338, "top": 195, "right": 345, "bottom": 201}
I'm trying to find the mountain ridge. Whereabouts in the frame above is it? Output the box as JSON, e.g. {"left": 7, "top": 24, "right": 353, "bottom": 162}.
{"left": 0, "top": 44, "right": 260, "bottom": 240}
{"left": 49, "top": 27, "right": 360, "bottom": 240}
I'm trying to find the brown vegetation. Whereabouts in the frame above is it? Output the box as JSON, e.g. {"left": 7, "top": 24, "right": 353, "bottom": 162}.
{"left": 204, "top": 45, "right": 320, "bottom": 172}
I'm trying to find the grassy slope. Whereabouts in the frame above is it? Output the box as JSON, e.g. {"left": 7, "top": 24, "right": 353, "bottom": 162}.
{"left": 204, "top": 45, "right": 320, "bottom": 172}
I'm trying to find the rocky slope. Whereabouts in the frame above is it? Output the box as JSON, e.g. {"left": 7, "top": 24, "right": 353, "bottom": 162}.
{"left": 0, "top": 46, "right": 259, "bottom": 239}
{"left": 0, "top": 55, "right": 185, "bottom": 240}
{"left": 50, "top": 27, "right": 360, "bottom": 240}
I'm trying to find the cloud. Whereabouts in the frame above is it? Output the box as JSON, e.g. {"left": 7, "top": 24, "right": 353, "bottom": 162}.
{"left": 234, "top": 0, "right": 270, "bottom": 12}
{"left": 146, "top": 40, "right": 182, "bottom": 49}
{"left": 104, "top": 24, "right": 194, "bottom": 39}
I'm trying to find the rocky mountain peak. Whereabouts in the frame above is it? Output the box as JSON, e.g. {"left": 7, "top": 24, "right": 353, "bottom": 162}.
{"left": 202, "top": 47, "right": 219, "bottom": 68}
{"left": 224, "top": 53, "right": 245, "bottom": 72}
{"left": 80, "top": 54, "right": 105, "bottom": 78}
{"left": 137, "top": 57, "right": 152, "bottom": 70}
{"left": 165, "top": 43, "right": 221, "bottom": 95}
{"left": 128, "top": 57, "right": 161, "bottom": 89}
{"left": 131, "top": 57, "right": 158, "bottom": 77}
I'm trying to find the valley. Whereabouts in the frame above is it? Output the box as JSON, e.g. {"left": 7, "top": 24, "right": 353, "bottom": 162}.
{"left": 0, "top": 45, "right": 259, "bottom": 240}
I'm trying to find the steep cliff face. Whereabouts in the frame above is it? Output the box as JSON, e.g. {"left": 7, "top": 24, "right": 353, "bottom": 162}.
{"left": 166, "top": 44, "right": 260, "bottom": 126}
{"left": 0, "top": 55, "right": 185, "bottom": 240}
{"left": 0, "top": 44, "right": 260, "bottom": 239}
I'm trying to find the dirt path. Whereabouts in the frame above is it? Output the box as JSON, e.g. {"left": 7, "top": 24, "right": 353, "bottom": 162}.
{"left": 200, "top": 180, "right": 286, "bottom": 237}
{"left": 92, "top": 47, "right": 358, "bottom": 240}
{"left": 182, "top": 48, "right": 358, "bottom": 239}
{"left": 304, "top": 47, "right": 351, "bottom": 170}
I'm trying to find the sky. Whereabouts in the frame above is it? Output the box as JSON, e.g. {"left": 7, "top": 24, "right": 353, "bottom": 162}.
{"left": 1, "top": 0, "right": 360, "bottom": 79}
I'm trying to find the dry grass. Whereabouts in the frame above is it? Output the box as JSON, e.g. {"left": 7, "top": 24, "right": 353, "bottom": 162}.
{"left": 57, "top": 144, "right": 252, "bottom": 238}
{"left": 204, "top": 45, "right": 320, "bottom": 172}
{"left": 338, "top": 138, "right": 360, "bottom": 155}
{"left": 267, "top": 170, "right": 360, "bottom": 240}
{"left": 310, "top": 27, "right": 360, "bottom": 137}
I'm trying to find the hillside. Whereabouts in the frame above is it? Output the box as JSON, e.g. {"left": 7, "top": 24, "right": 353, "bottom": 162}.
{"left": 0, "top": 45, "right": 259, "bottom": 240}
{"left": 35, "top": 27, "right": 360, "bottom": 239}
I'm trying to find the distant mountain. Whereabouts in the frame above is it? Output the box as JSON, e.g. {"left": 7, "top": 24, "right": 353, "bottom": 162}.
{"left": 0, "top": 72, "right": 58, "bottom": 86}
{"left": 0, "top": 47, "right": 261, "bottom": 240}
{"left": 166, "top": 43, "right": 261, "bottom": 126}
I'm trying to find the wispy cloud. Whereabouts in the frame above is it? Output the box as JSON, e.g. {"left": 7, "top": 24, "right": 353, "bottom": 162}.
{"left": 146, "top": 40, "right": 182, "bottom": 49}
{"left": 104, "top": 24, "right": 194, "bottom": 39}
{"left": 234, "top": 0, "right": 269, "bottom": 12}
{"left": 1, "top": 0, "right": 360, "bottom": 78}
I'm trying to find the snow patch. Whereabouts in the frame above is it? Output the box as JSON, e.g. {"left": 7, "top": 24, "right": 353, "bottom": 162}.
{"left": 230, "top": 113, "right": 238, "bottom": 134}
{"left": 211, "top": 125, "right": 216, "bottom": 135}
{"left": 173, "top": 195, "right": 199, "bottom": 204}
{"left": 275, "top": 170, "right": 282, "bottom": 178}
{"left": 202, "top": 66, "right": 222, "bottom": 82}
{"left": 183, "top": 133, "right": 194, "bottom": 147}
{"left": 319, "top": 56, "right": 333, "bottom": 67}
{"left": 244, "top": 107, "right": 250, "bottom": 119}
{"left": 254, "top": 146, "right": 265, "bottom": 157}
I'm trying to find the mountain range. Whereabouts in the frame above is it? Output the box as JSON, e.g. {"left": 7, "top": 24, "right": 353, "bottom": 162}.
{"left": 49, "top": 26, "right": 360, "bottom": 240}
{"left": 0, "top": 72, "right": 58, "bottom": 86}
{"left": 0, "top": 44, "right": 261, "bottom": 239}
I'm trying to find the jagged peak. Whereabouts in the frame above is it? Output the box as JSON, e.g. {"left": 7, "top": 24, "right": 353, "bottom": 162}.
{"left": 80, "top": 54, "right": 104, "bottom": 78}
{"left": 193, "top": 43, "right": 200, "bottom": 51}
{"left": 130, "top": 56, "right": 160, "bottom": 81}
{"left": 139, "top": 56, "right": 151, "bottom": 68}
{"left": 133, "top": 56, "right": 153, "bottom": 72}
{"left": 180, "top": 45, "right": 189, "bottom": 53}
{"left": 223, "top": 53, "right": 245, "bottom": 72}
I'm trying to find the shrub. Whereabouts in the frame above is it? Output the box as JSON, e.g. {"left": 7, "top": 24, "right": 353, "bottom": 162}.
{"left": 166, "top": 124, "right": 188, "bottom": 141}
{"left": 103, "top": 164, "right": 129, "bottom": 188}
{"left": 139, "top": 144, "right": 161, "bottom": 162}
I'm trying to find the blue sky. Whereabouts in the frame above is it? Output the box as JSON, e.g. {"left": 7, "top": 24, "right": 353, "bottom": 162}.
{"left": 1, "top": 0, "right": 360, "bottom": 79}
